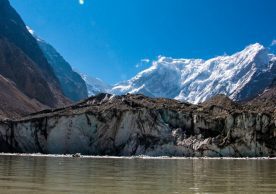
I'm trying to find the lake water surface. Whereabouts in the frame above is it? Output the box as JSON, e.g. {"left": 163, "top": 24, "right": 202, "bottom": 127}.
{"left": 0, "top": 155, "right": 275, "bottom": 193}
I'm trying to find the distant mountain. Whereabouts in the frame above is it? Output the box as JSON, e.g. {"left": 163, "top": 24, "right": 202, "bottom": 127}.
{"left": 0, "top": 0, "right": 70, "bottom": 107}
{"left": 111, "top": 43, "right": 276, "bottom": 104}
{"left": 80, "top": 73, "right": 111, "bottom": 96}
{"left": 30, "top": 31, "right": 88, "bottom": 101}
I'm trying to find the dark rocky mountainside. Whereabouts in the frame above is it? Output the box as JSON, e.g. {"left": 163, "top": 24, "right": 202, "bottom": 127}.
{"left": 38, "top": 39, "right": 88, "bottom": 102}
{"left": 0, "top": 93, "right": 275, "bottom": 157}
{"left": 0, "top": 0, "right": 69, "bottom": 108}
{"left": 0, "top": 74, "right": 46, "bottom": 119}
{"left": 0, "top": 39, "right": 59, "bottom": 106}
{"left": 247, "top": 80, "right": 276, "bottom": 112}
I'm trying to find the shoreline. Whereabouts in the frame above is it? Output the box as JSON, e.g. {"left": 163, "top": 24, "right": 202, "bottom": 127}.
{"left": 0, "top": 153, "right": 275, "bottom": 160}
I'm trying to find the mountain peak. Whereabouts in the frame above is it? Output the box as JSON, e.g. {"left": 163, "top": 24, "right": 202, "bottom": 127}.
{"left": 111, "top": 43, "right": 275, "bottom": 104}
{"left": 233, "top": 43, "right": 271, "bottom": 68}
{"left": 245, "top": 43, "right": 265, "bottom": 50}
{"left": 237, "top": 43, "right": 267, "bottom": 57}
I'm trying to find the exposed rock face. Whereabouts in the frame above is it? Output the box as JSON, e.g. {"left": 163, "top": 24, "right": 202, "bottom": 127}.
{"left": 247, "top": 80, "right": 276, "bottom": 112}
{"left": 38, "top": 39, "right": 88, "bottom": 101}
{"left": 0, "top": 94, "right": 275, "bottom": 157}
{"left": 0, "top": 0, "right": 69, "bottom": 107}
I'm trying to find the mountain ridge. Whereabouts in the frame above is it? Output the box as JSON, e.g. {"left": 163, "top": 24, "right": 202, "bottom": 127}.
{"left": 0, "top": 0, "right": 69, "bottom": 107}
{"left": 0, "top": 0, "right": 70, "bottom": 118}
{"left": 37, "top": 36, "right": 88, "bottom": 102}
{"left": 110, "top": 43, "right": 276, "bottom": 104}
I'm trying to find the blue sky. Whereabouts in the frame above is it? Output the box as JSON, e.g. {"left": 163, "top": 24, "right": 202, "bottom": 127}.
{"left": 10, "top": 0, "right": 276, "bottom": 84}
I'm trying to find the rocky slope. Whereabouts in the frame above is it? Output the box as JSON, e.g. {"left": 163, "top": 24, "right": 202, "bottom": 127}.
{"left": 112, "top": 43, "right": 276, "bottom": 104}
{"left": 0, "top": 74, "right": 46, "bottom": 119}
{"left": 0, "top": 93, "right": 275, "bottom": 157}
{"left": 37, "top": 38, "right": 88, "bottom": 101}
{"left": 0, "top": 38, "right": 60, "bottom": 107}
{"left": 247, "top": 80, "right": 276, "bottom": 112}
{"left": 0, "top": 0, "right": 69, "bottom": 108}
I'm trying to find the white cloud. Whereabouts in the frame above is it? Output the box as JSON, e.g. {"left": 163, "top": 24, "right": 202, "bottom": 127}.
{"left": 135, "top": 58, "right": 150, "bottom": 68}
{"left": 79, "top": 0, "right": 85, "bottom": 5}
{"left": 141, "top": 59, "right": 150, "bottom": 63}
{"left": 271, "top": 39, "right": 276, "bottom": 46}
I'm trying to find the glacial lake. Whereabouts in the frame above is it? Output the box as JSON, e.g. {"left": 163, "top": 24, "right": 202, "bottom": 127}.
{"left": 0, "top": 155, "right": 275, "bottom": 193}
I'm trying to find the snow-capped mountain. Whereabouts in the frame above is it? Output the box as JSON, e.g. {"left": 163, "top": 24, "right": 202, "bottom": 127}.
{"left": 111, "top": 43, "right": 276, "bottom": 103}
{"left": 80, "top": 73, "right": 111, "bottom": 96}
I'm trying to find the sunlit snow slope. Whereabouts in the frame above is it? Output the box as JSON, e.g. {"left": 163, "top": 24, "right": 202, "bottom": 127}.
{"left": 80, "top": 73, "right": 111, "bottom": 96}
{"left": 111, "top": 43, "right": 276, "bottom": 103}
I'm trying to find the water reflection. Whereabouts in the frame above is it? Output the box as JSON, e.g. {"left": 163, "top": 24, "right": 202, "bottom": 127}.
{"left": 0, "top": 156, "right": 275, "bottom": 193}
